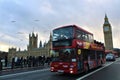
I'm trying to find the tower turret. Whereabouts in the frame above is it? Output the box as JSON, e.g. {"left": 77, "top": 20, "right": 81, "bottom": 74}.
{"left": 28, "top": 32, "right": 38, "bottom": 50}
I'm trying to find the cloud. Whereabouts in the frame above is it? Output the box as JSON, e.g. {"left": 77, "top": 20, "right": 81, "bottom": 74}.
{"left": 0, "top": 42, "right": 9, "bottom": 52}
{"left": 0, "top": 0, "right": 120, "bottom": 51}
{"left": 39, "top": 1, "right": 56, "bottom": 15}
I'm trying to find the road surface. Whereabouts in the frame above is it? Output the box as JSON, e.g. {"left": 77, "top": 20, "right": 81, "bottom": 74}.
{"left": 0, "top": 58, "right": 120, "bottom": 80}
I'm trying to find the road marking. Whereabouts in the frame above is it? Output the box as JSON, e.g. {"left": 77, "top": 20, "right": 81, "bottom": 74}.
{"left": 76, "top": 62, "right": 114, "bottom": 80}
{"left": 76, "top": 58, "right": 120, "bottom": 80}
{"left": 114, "top": 62, "right": 120, "bottom": 64}
{"left": 0, "top": 68, "right": 49, "bottom": 78}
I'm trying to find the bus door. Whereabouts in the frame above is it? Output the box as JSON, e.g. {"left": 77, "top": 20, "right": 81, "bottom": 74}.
{"left": 77, "top": 49, "right": 84, "bottom": 70}
{"left": 95, "top": 51, "right": 98, "bottom": 66}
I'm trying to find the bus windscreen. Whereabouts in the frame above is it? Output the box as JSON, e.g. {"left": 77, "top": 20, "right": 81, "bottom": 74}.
{"left": 53, "top": 27, "right": 73, "bottom": 41}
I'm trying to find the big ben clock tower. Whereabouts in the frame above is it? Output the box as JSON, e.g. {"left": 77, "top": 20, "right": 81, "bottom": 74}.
{"left": 103, "top": 14, "right": 113, "bottom": 50}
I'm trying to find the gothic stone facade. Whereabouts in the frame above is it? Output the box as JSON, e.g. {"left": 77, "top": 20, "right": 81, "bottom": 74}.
{"left": 8, "top": 33, "right": 52, "bottom": 62}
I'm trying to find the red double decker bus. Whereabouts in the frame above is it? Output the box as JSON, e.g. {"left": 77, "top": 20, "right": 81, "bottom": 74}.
{"left": 50, "top": 25, "right": 105, "bottom": 74}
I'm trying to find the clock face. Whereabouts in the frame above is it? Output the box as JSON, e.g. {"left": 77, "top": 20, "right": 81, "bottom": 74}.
{"left": 104, "top": 26, "right": 109, "bottom": 31}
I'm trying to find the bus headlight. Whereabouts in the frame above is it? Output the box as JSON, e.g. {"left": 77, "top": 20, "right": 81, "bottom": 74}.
{"left": 51, "top": 67, "right": 54, "bottom": 71}
{"left": 70, "top": 70, "right": 73, "bottom": 74}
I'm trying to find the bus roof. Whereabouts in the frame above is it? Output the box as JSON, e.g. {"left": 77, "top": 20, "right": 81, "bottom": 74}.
{"left": 53, "top": 24, "right": 93, "bottom": 35}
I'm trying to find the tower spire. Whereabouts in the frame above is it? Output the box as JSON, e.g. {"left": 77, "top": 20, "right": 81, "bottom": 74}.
{"left": 33, "top": 27, "right": 35, "bottom": 33}
{"left": 104, "top": 14, "right": 109, "bottom": 24}
{"left": 105, "top": 13, "right": 107, "bottom": 18}
{"left": 39, "top": 40, "right": 42, "bottom": 48}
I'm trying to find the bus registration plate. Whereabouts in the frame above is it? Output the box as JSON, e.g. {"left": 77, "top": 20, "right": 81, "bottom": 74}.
{"left": 58, "top": 70, "right": 64, "bottom": 73}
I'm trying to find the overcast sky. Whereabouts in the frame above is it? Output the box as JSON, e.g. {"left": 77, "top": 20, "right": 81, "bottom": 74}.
{"left": 0, "top": 0, "right": 120, "bottom": 52}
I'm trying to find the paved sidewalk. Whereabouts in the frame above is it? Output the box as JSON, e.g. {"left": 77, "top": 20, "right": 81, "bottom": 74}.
{"left": 0, "top": 65, "right": 50, "bottom": 76}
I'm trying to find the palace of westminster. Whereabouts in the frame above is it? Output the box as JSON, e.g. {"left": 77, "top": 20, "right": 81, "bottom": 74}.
{"left": 7, "top": 32, "right": 52, "bottom": 61}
